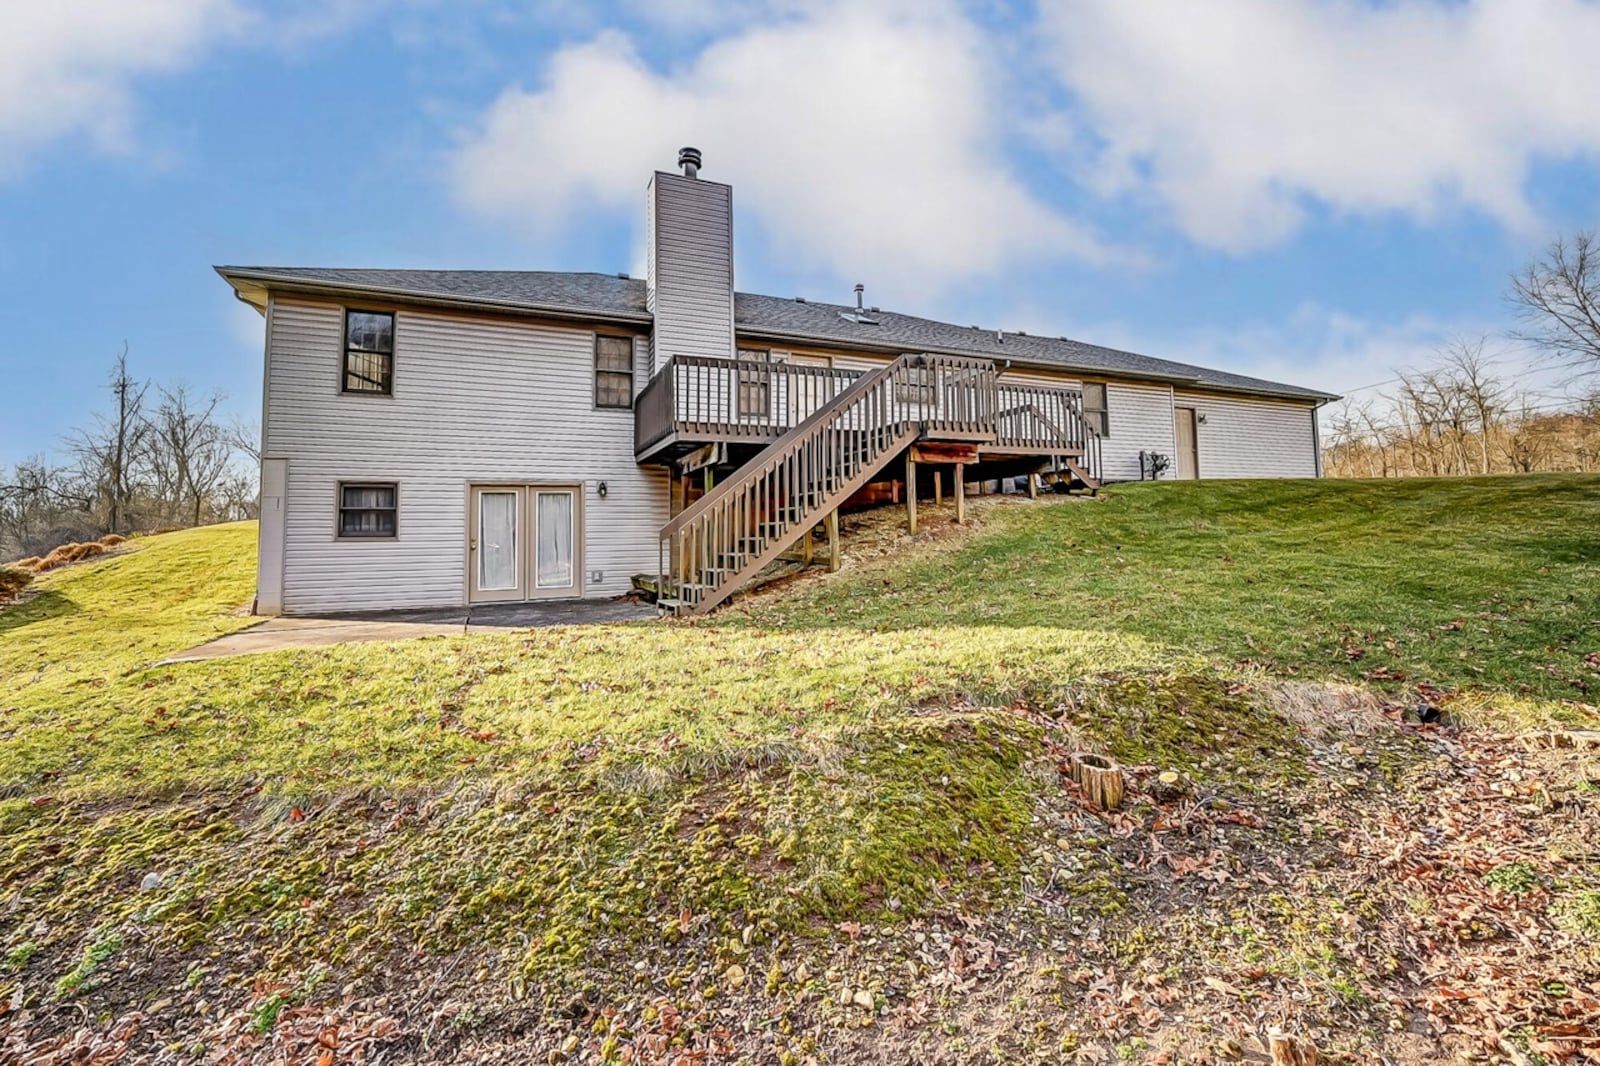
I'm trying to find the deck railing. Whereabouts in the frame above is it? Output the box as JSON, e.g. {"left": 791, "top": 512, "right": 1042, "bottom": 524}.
{"left": 634, "top": 355, "right": 862, "bottom": 457}
{"left": 646, "top": 354, "right": 1103, "bottom": 615}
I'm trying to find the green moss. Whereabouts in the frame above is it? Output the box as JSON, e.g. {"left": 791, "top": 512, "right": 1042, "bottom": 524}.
{"left": 1485, "top": 862, "right": 1541, "bottom": 894}
{"left": 3, "top": 941, "right": 38, "bottom": 971}
{"left": 55, "top": 929, "right": 124, "bottom": 997}
{"left": 1553, "top": 890, "right": 1600, "bottom": 940}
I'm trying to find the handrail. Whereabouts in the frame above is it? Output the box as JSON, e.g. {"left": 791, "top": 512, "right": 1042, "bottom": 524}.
{"left": 660, "top": 352, "right": 922, "bottom": 537}
{"left": 655, "top": 352, "right": 1099, "bottom": 615}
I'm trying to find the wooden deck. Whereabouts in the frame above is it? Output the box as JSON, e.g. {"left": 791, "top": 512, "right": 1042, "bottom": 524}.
{"left": 635, "top": 353, "right": 1098, "bottom": 464}
{"left": 645, "top": 353, "right": 1104, "bottom": 616}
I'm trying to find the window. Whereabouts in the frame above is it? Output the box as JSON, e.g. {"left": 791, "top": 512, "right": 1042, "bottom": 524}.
{"left": 594, "top": 335, "right": 635, "bottom": 409}
{"left": 343, "top": 310, "right": 395, "bottom": 395}
{"left": 736, "top": 348, "right": 771, "bottom": 417}
{"left": 338, "top": 482, "right": 398, "bottom": 538}
{"left": 1082, "top": 381, "right": 1110, "bottom": 436}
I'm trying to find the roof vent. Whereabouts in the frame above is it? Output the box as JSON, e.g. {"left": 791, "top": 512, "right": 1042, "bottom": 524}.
{"left": 616, "top": 272, "right": 630, "bottom": 280}
{"left": 838, "top": 282, "right": 879, "bottom": 325}
{"left": 794, "top": 296, "right": 807, "bottom": 303}
{"left": 678, "top": 146, "right": 702, "bottom": 179}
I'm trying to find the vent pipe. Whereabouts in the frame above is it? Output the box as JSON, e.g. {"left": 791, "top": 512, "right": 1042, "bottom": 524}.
{"left": 854, "top": 283, "right": 865, "bottom": 311}
{"left": 678, "top": 146, "right": 702, "bottom": 179}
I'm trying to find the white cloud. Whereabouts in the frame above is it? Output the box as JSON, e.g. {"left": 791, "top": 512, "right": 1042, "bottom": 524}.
{"left": 450, "top": 0, "right": 1113, "bottom": 293}
{"left": 1036, "top": 0, "right": 1600, "bottom": 251}
{"left": 0, "top": 0, "right": 248, "bottom": 172}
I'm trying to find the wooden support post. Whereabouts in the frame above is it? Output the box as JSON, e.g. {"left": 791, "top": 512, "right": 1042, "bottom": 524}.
{"left": 825, "top": 509, "right": 840, "bottom": 572}
{"left": 670, "top": 467, "right": 687, "bottom": 517}
{"left": 802, "top": 524, "right": 814, "bottom": 566}
{"left": 1027, "top": 472, "right": 1038, "bottom": 500}
{"left": 934, "top": 470, "right": 943, "bottom": 506}
{"left": 954, "top": 464, "right": 966, "bottom": 525}
{"left": 704, "top": 468, "right": 715, "bottom": 493}
{"left": 905, "top": 453, "right": 918, "bottom": 534}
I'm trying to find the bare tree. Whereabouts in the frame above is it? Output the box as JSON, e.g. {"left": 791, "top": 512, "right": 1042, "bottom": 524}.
{"left": 1509, "top": 231, "right": 1600, "bottom": 380}
{"left": 144, "top": 385, "right": 232, "bottom": 527}
{"left": 1438, "top": 337, "right": 1507, "bottom": 476}
{"left": 64, "top": 348, "right": 150, "bottom": 533}
{"left": 225, "top": 416, "right": 262, "bottom": 465}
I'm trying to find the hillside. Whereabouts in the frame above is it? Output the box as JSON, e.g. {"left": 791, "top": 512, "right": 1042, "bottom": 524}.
{"left": 2, "top": 481, "right": 1598, "bottom": 1065}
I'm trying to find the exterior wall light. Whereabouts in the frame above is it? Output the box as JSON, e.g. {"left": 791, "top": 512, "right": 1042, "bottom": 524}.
{"left": 1196, "top": 413, "right": 1208, "bottom": 425}
{"left": 597, "top": 481, "right": 608, "bottom": 498}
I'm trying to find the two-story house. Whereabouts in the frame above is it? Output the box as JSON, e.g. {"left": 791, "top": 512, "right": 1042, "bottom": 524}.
{"left": 219, "top": 149, "right": 1335, "bottom": 618}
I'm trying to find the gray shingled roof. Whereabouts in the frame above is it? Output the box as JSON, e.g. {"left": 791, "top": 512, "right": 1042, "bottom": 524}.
{"left": 216, "top": 266, "right": 1336, "bottom": 403}
{"left": 217, "top": 266, "right": 650, "bottom": 321}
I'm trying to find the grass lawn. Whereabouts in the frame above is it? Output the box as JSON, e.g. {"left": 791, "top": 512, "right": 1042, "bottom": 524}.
{"left": 1, "top": 479, "right": 1597, "bottom": 1064}
{"left": 742, "top": 475, "right": 1600, "bottom": 705}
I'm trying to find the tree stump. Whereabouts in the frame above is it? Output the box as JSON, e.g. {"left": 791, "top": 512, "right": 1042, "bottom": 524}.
{"left": 1268, "top": 1033, "right": 1318, "bottom": 1066}
{"left": 1069, "top": 752, "right": 1125, "bottom": 810}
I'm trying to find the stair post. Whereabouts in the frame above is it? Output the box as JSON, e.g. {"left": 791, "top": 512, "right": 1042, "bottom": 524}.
{"left": 905, "top": 452, "right": 918, "bottom": 534}
{"left": 954, "top": 463, "right": 966, "bottom": 524}
{"left": 825, "top": 509, "right": 840, "bottom": 572}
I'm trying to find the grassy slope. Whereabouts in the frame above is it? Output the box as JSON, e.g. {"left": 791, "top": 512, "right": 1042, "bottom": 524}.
{"left": 1, "top": 481, "right": 1597, "bottom": 1064}
{"left": 743, "top": 476, "right": 1600, "bottom": 704}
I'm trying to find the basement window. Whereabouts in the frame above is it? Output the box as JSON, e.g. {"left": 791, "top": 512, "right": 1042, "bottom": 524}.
{"left": 1082, "top": 382, "right": 1110, "bottom": 436}
{"left": 343, "top": 310, "right": 395, "bottom": 395}
{"left": 337, "top": 482, "right": 398, "bottom": 539}
{"left": 594, "top": 335, "right": 635, "bottom": 409}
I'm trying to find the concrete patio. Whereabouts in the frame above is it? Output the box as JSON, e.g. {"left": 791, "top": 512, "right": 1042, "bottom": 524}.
{"left": 165, "top": 598, "right": 657, "bottom": 662}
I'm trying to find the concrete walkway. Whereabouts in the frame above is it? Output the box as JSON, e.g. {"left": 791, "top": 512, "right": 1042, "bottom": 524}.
{"left": 165, "top": 598, "right": 656, "bottom": 662}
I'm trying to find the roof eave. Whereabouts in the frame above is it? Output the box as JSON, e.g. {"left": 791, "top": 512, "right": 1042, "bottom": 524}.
{"left": 214, "top": 267, "right": 654, "bottom": 327}
{"left": 734, "top": 322, "right": 1332, "bottom": 403}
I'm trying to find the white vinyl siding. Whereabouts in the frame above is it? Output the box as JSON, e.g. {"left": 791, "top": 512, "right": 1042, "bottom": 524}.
{"left": 264, "top": 299, "right": 665, "bottom": 614}
{"left": 1101, "top": 382, "right": 1177, "bottom": 482}
{"left": 1172, "top": 391, "right": 1321, "bottom": 479}
{"left": 648, "top": 171, "right": 735, "bottom": 365}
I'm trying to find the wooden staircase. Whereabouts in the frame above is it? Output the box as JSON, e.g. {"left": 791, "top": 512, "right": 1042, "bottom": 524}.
{"left": 655, "top": 353, "right": 1100, "bottom": 616}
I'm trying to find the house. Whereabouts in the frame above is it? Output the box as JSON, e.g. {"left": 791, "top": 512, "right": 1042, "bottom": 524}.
{"left": 218, "top": 148, "right": 1337, "bottom": 618}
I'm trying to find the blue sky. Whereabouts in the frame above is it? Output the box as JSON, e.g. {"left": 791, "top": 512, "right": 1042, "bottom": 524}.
{"left": 3, "top": 0, "right": 1599, "bottom": 467}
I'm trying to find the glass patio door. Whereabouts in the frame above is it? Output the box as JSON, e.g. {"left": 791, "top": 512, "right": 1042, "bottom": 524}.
{"left": 469, "top": 485, "right": 582, "bottom": 603}
{"left": 532, "top": 489, "right": 576, "bottom": 596}
{"left": 470, "top": 487, "right": 524, "bottom": 602}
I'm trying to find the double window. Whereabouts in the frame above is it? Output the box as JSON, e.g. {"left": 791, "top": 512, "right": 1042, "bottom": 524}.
{"left": 736, "top": 348, "right": 771, "bottom": 417}
{"left": 337, "top": 482, "right": 398, "bottom": 538}
{"left": 343, "top": 310, "right": 395, "bottom": 395}
{"left": 1082, "top": 381, "right": 1110, "bottom": 436}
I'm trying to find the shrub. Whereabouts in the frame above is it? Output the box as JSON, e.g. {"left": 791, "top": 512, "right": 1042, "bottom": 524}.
{"left": 40, "top": 544, "right": 79, "bottom": 569}
{"left": 0, "top": 565, "right": 32, "bottom": 603}
{"left": 11, "top": 557, "right": 43, "bottom": 572}
{"left": 33, "top": 540, "right": 112, "bottom": 572}
{"left": 98, "top": 533, "right": 127, "bottom": 547}
{"left": 70, "top": 542, "right": 108, "bottom": 563}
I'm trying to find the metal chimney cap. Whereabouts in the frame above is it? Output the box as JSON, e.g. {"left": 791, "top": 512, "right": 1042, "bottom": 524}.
{"left": 678, "top": 146, "right": 702, "bottom": 178}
